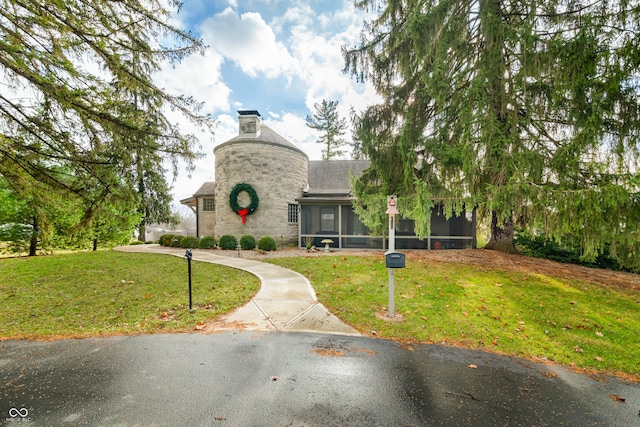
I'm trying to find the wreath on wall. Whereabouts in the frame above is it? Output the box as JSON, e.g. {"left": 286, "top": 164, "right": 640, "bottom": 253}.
{"left": 229, "top": 182, "right": 259, "bottom": 224}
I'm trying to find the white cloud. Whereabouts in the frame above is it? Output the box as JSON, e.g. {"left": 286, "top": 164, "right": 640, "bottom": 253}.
{"left": 199, "top": 8, "right": 298, "bottom": 79}
{"left": 154, "top": 51, "right": 231, "bottom": 114}
{"left": 166, "top": 1, "right": 381, "bottom": 206}
{"left": 264, "top": 113, "right": 322, "bottom": 160}
{"left": 283, "top": 3, "right": 381, "bottom": 114}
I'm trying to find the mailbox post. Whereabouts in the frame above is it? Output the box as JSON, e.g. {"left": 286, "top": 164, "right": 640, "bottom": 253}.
{"left": 385, "top": 195, "right": 401, "bottom": 318}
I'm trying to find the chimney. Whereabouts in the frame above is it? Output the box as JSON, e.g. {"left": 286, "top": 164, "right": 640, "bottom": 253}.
{"left": 238, "top": 110, "right": 261, "bottom": 138}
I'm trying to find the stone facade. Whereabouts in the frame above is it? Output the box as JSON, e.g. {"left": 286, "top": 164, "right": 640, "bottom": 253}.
{"left": 212, "top": 112, "right": 308, "bottom": 245}
{"left": 196, "top": 200, "right": 216, "bottom": 237}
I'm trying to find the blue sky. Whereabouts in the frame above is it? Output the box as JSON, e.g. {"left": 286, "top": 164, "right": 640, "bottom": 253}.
{"left": 155, "top": 0, "right": 380, "bottom": 206}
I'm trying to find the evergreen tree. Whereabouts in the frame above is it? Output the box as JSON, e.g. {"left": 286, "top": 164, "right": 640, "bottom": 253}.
{"left": 344, "top": 0, "right": 640, "bottom": 269}
{"left": 349, "top": 107, "right": 366, "bottom": 160}
{"left": 0, "top": 0, "right": 212, "bottom": 239}
{"left": 305, "top": 100, "right": 349, "bottom": 160}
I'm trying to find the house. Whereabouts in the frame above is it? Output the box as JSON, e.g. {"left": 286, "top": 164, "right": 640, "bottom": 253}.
{"left": 181, "top": 110, "right": 476, "bottom": 249}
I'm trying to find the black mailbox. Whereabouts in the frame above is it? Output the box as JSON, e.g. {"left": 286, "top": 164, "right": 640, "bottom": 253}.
{"left": 385, "top": 251, "right": 405, "bottom": 269}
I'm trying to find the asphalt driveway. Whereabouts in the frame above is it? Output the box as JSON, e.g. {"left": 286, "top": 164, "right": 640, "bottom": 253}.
{"left": 1, "top": 332, "right": 638, "bottom": 426}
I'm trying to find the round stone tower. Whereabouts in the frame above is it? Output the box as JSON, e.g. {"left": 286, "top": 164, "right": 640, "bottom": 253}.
{"left": 213, "top": 111, "right": 308, "bottom": 245}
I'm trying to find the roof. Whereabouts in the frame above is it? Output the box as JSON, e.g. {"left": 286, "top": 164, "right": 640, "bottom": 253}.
{"left": 180, "top": 182, "right": 215, "bottom": 207}
{"left": 214, "top": 123, "right": 308, "bottom": 158}
{"left": 194, "top": 182, "right": 215, "bottom": 196}
{"left": 305, "top": 159, "right": 370, "bottom": 197}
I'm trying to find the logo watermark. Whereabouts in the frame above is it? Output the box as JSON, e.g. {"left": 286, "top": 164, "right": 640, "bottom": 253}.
{"left": 6, "top": 408, "right": 31, "bottom": 423}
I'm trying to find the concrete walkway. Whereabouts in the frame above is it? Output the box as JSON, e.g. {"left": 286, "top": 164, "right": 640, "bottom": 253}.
{"left": 115, "top": 245, "right": 360, "bottom": 336}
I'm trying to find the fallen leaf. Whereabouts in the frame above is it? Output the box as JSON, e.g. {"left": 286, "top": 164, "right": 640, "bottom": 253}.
{"left": 595, "top": 356, "right": 604, "bottom": 362}
{"left": 608, "top": 394, "right": 626, "bottom": 403}
{"left": 270, "top": 376, "right": 278, "bottom": 381}
{"left": 595, "top": 331, "right": 604, "bottom": 337}
{"left": 574, "top": 346, "right": 584, "bottom": 353}
{"left": 215, "top": 416, "right": 226, "bottom": 421}
{"left": 468, "top": 364, "right": 478, "bottom": 369}
{"left": 495, "top": 283, "right": 502, "bottom": 287}
{"left": 463, "top": 312, "right": 469, "bottom": 317}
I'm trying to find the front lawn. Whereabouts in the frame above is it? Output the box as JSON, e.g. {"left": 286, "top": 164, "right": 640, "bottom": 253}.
{"left": 267, "top": 255, "right": 640, "bottom": 377}
{"left": 0, "top": 251, "right": 260, "bottom": 339}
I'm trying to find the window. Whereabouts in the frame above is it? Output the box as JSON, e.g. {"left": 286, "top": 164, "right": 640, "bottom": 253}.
{"left": 320, "top": 208, "right": 335, "bottom": 231}
{"left": 202, "top": 198, "right": 215, "bottom": 211}
{"left": 288, "top": 204, "right": 298, "bottom": 223}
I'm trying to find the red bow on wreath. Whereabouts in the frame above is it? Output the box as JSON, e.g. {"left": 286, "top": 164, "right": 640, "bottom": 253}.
{"left": 238, "top": 208, "right": 248, "bottom": 224}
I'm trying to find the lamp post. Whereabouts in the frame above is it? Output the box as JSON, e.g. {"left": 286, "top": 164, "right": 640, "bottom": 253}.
{"left": 185, "top": 249, "right": 193, "bottom": 310}
{"left": 385, "top": 195, "right": 399, "bottom": 318}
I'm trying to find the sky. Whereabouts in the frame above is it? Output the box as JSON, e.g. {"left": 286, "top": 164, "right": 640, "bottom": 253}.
{"left": 154, "top": 0, "right": 381, "bottom": 209}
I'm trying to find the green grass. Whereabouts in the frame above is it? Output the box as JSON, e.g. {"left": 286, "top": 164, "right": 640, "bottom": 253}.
{"left": 267, "top": 255, "right": 640, "bottom": 376}
{"left": 0, "top": 251, "right": 260, "bottom": 339}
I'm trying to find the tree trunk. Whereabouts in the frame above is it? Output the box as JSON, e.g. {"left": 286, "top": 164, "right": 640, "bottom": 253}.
{"left": 138, "top": 222, "right": 146, "bottom": 242}
{"left": 484, "top": 210, "right": 518, "bottom": 254}
{"left": 29, "top": 216, "right": 38, "bottom": 256}
{"left": 93, "top": 238, "right": 98, "bottom": 251}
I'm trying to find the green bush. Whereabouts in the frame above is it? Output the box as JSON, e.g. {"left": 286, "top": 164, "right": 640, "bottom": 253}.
{"left": 180, "top": 236, "right": 199, "bottom": 249}
{"left": 159, "top": 234, "right": 175, "bottom": 246}
{"left": 219, "top": 234, "right": 238, "bottom": 250}
{"left": 198, "top": 236, "right": 217, "bottom": 249}
{"left": 258, "top": 236, "right": 277, "bottom": 251}
{"left": 169, "top": 235, "right": 184, "bottom": 247}
{"left": 129, "top": 240, "right": 145, "bottom": 245}
{"left": 240, "top": 235, "right": 256, "bottom": 250}
{"left": 515, "top": 234, "right": 625, "bottom": 271}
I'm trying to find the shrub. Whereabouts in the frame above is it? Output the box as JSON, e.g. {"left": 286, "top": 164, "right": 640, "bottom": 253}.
{"left": 170, "top": 235, "right": 184, "bottom": 247}
{"left": 240, "top": 235, "right": 256, "bottom": 250}
{"left": 129, "top": 240, "right": 145, "bottom": 245}
{"left": 304, "top": 236, "right": 314, "bottom": 250}
{"left": 159, "top": 234, "right": 175, "bottom": 246}
{"left": 515, "top": 234, "right": 626, "bottom": 271}
{"left": 180, "top": 236, "right": 199, "bottom": 249}
{"left": 198, "top": 236, "right": 217, "bottom": 249}
{"left": 219, "top": 234, "right": 238, "bottom": 250}
{"left": 258, "top": 236, "right": 277, "bottom": 251}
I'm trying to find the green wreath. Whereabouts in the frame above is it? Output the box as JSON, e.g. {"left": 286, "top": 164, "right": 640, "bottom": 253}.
{"left": 229, "top": 183, "right": 259, "bottom": 223}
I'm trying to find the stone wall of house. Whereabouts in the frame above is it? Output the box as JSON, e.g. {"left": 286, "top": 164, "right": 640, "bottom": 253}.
{"left": 214, "top": 141, "right": 307, "bottom": 245}
{"left": 197, "top": 198, "right": 216, "bottom": 238}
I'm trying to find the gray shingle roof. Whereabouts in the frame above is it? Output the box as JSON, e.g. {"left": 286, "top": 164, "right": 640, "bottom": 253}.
{"left": 214, "top": 123, "right": 307, "bottom": 158}
{"left": 306, "top": 160, "right": 370, "bottom": 195}
{"left": 193, "top": 182, "right": 215, "bottom": 196}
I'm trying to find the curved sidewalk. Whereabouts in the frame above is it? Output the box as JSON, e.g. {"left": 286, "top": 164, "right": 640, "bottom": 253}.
{"left": 115, "top": 245, "right": 360, "bottom": 336}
